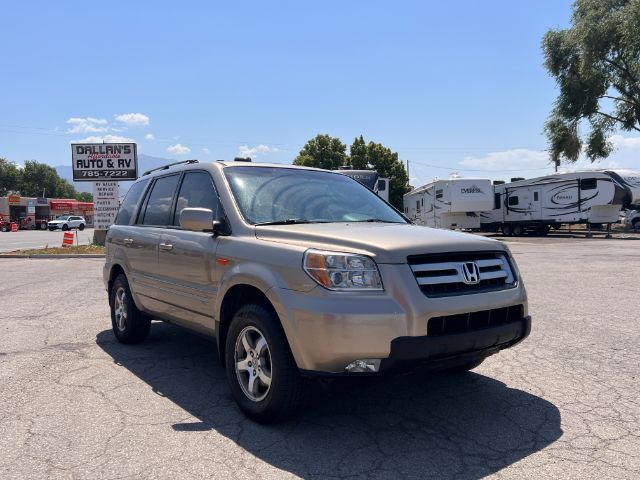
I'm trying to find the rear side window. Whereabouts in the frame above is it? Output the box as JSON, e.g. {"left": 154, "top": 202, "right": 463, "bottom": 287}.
{"left": 140, "top": 175, "right": 180, "bottom": 226}
{"left": 115, "top": 179, "right": 149, "bottom": 225}
{"left": 172, "top": 172, "right": 220, "bottom": 226}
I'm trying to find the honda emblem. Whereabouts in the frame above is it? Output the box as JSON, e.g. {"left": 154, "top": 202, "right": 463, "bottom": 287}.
{"left": 462, "top": 262, "right": 480, "bottom": 285}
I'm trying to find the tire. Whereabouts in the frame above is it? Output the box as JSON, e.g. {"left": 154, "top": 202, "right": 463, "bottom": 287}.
{"left": 446, "top": 357, "right": 485, "bottom": 373}
{"left": 78, "top": 223, "right": 85, "bottom": 231}
{"left": 225, "top": 304, "right": 304, "bottom": 424}
{"left": 633, "top": 219, "right": 640, "bottom": 232}
{"left": 49, "top": 227, "right": 56, "bottom": 231}
{"left": 62, "top": 224, "right": 69, "bottom": 231}
{"left": 109, "top": 274, "right": 151, "bottom": 344}
{"left": 40, "top": 223, "right": 47, "bottom": 230}
{"left": 512, "top": 225, "right": 523, "bottom": 236}
{"left": 501, "top": 224, "right": 512, "bottom": 236}
{"left": 1, "top": 226, "right": 8, "bottom": 233}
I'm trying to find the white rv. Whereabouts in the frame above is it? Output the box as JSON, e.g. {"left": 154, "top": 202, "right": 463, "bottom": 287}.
{"left": 480, "top": 171, "right": 625, "bottom": 235}
{"left": 603, "top": 169, "right": 640, "bottom": 208}
{"left": 403, "top": 178, "right": 493, "bottom": 229}
{"left": 335, "top": 169, "right": 390, "bottom": 202}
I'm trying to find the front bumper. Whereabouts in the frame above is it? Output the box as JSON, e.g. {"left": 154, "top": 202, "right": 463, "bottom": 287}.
{"left": 271, "top": 262, "right": 529, "bottom": 374}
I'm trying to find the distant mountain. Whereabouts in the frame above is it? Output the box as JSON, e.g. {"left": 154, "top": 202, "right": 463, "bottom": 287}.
{"left": 55, "top": 153, "right": 175, "bottom": 194}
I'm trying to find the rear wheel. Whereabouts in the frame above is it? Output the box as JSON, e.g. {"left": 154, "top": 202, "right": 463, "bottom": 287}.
{"left": 78, "top": 223, "right": 85, "bottom": 231}
{"left": 1, "top": 225, "right": 8, "bottom": 232}
{"left": 501, "top": 224, "right": 512, "bottom": 236}
{"left": 512, "top": 225, "right": 523, "bottom": 236}
{"left": 225, "top": 304, "right": 304, "bottom": 423}
{"left": 110, "top": 274, "right": 151, "bottom": 344}
{"left": 40, "top": 222, "right": 47, "bottom": 230}
{"left": 633, "top": 219, "right": 640, "bottom": 231}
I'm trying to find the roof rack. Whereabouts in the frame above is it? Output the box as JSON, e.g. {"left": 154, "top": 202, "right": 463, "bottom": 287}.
{"left": 142, "top": 159, "right": 199, "bottom": 176}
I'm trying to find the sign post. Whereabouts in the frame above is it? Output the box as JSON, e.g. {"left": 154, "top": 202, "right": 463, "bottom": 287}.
{"left": 71, "top": 143, "right": 138, "bottom": 245}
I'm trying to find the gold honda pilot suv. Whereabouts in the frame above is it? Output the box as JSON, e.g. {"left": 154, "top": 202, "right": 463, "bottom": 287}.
{"left": 104, "top": 159, "right": 530, "bottom": 423}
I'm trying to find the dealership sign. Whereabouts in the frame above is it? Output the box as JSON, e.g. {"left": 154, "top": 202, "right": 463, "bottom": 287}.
{"left": 71, "top": 143, "right": 138, "bottom": 181}
{"left": 92, "top": 181, "right": 119, "bottom": 230}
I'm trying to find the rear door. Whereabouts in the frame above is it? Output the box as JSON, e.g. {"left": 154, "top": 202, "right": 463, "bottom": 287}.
{"left": 127, "top": 174, "right": 181, "bottom": 314}
{"left": 156, "top": 171, "right": 222, "bottom": 334}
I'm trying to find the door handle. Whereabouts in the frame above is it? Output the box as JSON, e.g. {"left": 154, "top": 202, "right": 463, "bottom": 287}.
{"left": 123, "top": 238, "right": 133, "bottom": 246}
{"left": 159, "top": 242, "right": 173, "bottom": 251}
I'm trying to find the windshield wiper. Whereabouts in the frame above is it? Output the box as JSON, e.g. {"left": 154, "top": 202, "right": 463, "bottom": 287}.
{"left": 255, "top": 218, "right": 314, "bottom": 226}
{"left": 353, "top": 218, "right": 405, "bottom": 223}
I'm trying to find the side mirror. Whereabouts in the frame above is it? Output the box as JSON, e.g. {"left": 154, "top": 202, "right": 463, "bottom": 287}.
{"left": 180, "top": 208, "right": 214, "bottom": 232}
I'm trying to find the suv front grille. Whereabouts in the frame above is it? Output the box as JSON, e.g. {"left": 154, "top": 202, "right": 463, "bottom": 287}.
{"left": 427, "top": 304, "right": 524, "bottom": 336}
{"left": 408, "top": 251, "right": 516, "bottom": 297}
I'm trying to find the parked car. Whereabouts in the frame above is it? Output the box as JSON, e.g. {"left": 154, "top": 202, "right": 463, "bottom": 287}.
{"left": 625, "top": 209, "right": 640, "bottom": 231}
{"left": 47, "top": 215, "right": 86, "bottom": 231}
{"left": 0, "top": 217, "right": 11, "bottom": 232}
{"left": 104, "top": 159, "right": 530, "bottom": 423}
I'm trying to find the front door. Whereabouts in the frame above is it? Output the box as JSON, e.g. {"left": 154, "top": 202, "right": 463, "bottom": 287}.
{"left": 156, "top": 171, "right": 223, "bottom": 334}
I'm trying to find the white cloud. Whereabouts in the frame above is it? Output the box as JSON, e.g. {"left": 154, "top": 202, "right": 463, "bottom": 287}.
{"left": 66, "top": 117, "right": 109, "bottom": 134}
{"left": 238, "top": 144, "right": 273, "bottom": 158}
{"left": 610, "top": 134, "right": 640, "bottom": 149}
{"left": 202, "top": 148, "right": 210, "bottom": 154}
{"left": 114, "top": 113, "right": 150, "bottom": 127}
{"left": 167, "top": 143, "right": 191, "bottom": 155}
{"left": 459, "top": 149, "right": 550, "bottom": 172}
{"left": 145, "top": 133, "right": 155, "bottom": 140}
{"left": 71, "top": 134, "right": 135, "bottom": 144}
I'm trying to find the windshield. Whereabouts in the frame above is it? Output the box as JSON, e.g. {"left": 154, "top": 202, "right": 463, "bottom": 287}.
{"left": 56, "top": 216, "right": 70, "bottom": 220}
{"left": 224, "top": 166, "right": 406, "bottom": 225}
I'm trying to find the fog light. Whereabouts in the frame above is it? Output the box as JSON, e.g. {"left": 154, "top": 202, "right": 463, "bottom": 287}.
{"left": 344, "top": 359, "right": 381, "bottom": 373}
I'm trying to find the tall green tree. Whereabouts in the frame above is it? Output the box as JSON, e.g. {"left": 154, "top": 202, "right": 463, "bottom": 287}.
{"left": 543, "top": 0, "right": 640, "bottom": 166}
{"left": 74, "top": 191, "right": 94, "bottom": 202}
{"left": 0, "top": 158, "right": 20, "bottom": 196}
{"left": 19, "top": 160, "right": 77, "bottom": 198}
{"left": 348, "top": 138, "right": 411, "bottom": 210}
{"left": 293, "top": 134, "right": 347, "bottom": 170}
{"left": 349, "top": 135, "right": 368, "bottom": 170}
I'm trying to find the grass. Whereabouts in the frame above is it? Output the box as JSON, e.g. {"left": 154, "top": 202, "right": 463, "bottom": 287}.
{"left": 14, "top": 244, "right": 106, "bottom": 255}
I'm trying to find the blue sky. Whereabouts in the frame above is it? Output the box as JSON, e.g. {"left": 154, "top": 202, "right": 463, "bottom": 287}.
{"left": 1, "top": 0, "right": 638, "bottom": 187}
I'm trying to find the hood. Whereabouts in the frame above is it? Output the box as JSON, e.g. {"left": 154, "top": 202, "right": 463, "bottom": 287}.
{"left": 255, "top": 222, "right": 503, "bottom": 263}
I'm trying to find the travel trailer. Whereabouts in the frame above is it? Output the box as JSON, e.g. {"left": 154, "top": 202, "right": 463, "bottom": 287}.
{"left": 403, "top": 178, "right": 493, "bottom": 229}
{"left": 335, "top": 169, "right": 390, "bottom": 202}
{"left": 603, "top": 169, "right": 640, "bottom": 208}
{"left": 480, "top": 171, "right": 625, "bottom": 235}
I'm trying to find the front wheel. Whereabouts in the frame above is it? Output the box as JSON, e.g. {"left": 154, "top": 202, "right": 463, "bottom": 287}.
{"left": 62, "top": 224, "right": 69, "bottom": 231}
{"left": 49, "top": 227, "right": 56, "bottom": 231}
{"left": 633, "top": 219, "right": 640, "bottom": 232}
{"left": 110, "top": 274, "right": 151, "bottom": 344}
{"left": 225, "top": 304, "right": 304, "bottom": 423}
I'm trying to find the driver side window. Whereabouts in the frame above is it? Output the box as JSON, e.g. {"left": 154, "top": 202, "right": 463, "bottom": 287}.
{"left": 172, "top": 171, "right": 221, "bottom": 226}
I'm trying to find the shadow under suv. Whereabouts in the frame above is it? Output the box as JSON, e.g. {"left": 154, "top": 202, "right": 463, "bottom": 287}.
{"left": 104, "top": 159, "right": 530, "bottom": 423}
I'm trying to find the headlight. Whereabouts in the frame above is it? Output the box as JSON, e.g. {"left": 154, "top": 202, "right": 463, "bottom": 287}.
{"left": 303, "top": 249, "right": 383, "bottom": 291}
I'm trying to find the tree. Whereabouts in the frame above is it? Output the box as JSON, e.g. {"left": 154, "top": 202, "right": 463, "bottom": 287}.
{"left": 348, "top": 137, "right": 411, "bottom": 210}
{"left": 542, "top": 0, "right": 640, "bottom": 166}
{"left": 0, "top": 158, "right": 20, "bottom": 196}
{"left": 19, "top": 160, "right": 77, "bottom": 198}
{"left": 293, "top": 134, "right": 347, "bottom": 170}
{"left": 74, "top": 191, "right": 93, "bottom": 202}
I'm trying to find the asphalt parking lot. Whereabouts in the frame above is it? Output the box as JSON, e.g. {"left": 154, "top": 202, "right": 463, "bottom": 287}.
{"left": 0, "top": 228, "right": 95, "bottom": 253}
{"left": 1, "top": 237, "right": 639, "bottom": 479}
